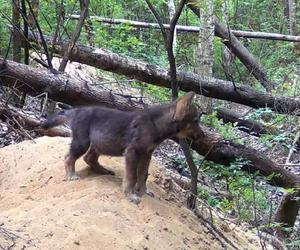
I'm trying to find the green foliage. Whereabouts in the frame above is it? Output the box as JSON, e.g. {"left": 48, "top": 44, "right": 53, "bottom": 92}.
{"left": 200, "top": 111, "right": 244, "bottom": 144}
{"left": 195, "top": 157, "right": 271, "bottom": 223}
{"left": 0, "top": 0, "right": 12, "bottom": 57}
{"left": 287, "top": 239, "right": 300, "bottom": 248}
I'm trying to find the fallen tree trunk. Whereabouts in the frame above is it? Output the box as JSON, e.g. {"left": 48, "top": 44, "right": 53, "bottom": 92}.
{"left": 216, "top": 107, "right": 268, "bottom": 136}
{"left": 0, "top": 59, "right": 299, "bottom": 229}
{"left": 274, "top": 190, "right": 300, "bottom": 238}
{"left": 25, "top": 33, "right": 300, "bottom": 116}
{"left": 0, "top": 58, "right": 299, "bottom": 189}
{"left": 0, "top": 59, "right": 144, "bottom": 111}
{"left": 0, "top": 102, "right": 71, "bottom": 137}
{"left": 187, "top": 1, "right": 272, "bottom": 91}
{"left": 69, "top": 15, "right": 300, "bottom": 42}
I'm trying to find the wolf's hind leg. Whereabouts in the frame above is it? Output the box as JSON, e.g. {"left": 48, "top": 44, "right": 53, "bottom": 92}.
{"left": 65, "top": 139, "right": 89, "bottom": 181}
{"left": 64, "top": 154, "right": 80, "bottom": 181}
{"left": 83, "top": 146, "right": 115, "bottom": 175}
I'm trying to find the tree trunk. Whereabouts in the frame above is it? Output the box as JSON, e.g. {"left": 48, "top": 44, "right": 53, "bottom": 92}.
{"left": 79, "top": 0, "right": 94, "bottom": 46}
{"left": 11, "top": 0, "right": 23, "bottom": 107}
{"left": 27, "top": 0, "right": 39, "bottom": 29}
{"left": 274, "top": 191, "right": 300, "bottom": 238}
{"left": 188, "top": 0, "right": 272, "bottom": 92}
{"left": 288, "top": 0, "right": 297, "bottom": 36}
{"left": 0, "top": 59, "right": 144, "bottom": 111}
{"left": 196, "top": 2, "right": 214, "bottom": 77}
{"left": 69, "top": 15, "right": 300, "bottom": 42}
{"left": 216, "top": 107, "right": 268, "bottom": 136}
{"left": 167, "top": 0, "right": 177, "bottom": 54}
{"left": 0, "top": 101, "right": 71, "bottom": 137}
{"left": 287, "top": 0, "right": 300, "bottom": 51}
{"left": 25, "top": 32, "right": 300, "bottom": 116}
{"left": 12, "top": 0, "right": 21, "bottom": 63}
{"left": 195, "top": 1, "right": 214, "bottom": 114}
{"left": 221, "top": 0, "right": 235, "bottom": 81}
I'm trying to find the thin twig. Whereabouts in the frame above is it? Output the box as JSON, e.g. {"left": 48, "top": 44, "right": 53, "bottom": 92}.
{"left": 25, "top": 0, "right": 53, "bottom": 69}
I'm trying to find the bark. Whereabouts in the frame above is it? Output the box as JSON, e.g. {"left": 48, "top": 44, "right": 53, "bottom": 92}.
{"left": 221, "top": 0, "right": 234, "bottom": 81}
{"left": 11, "top": 0, "right": 24, "bottom": 107}
{"left": 186, "top": 126, "right": 300, "bottom": 189}
{"left": 195, "top": 1, "right": 214, "bottom": 114}
{"left": 283, "top": 0, "right": 289, "bottom": 18}
{"left": 26, "top": 32, "right": 300, "bottom": 116}
{"left": 216, "top": 108, "right": 267, "bottom": 136}
{"left": 167, "top": 0, "right": 177, "bottom": 54}
{"left": 188, "top": 1, "right": 272, "bottom": 92}
{"left": 288, "top": 0, "right": 297, "bottom": 36}
{"left": 80, "top": 0, "right": 94, "bottom": 46}
{"left": 0, "top": 58, "right": 299, "bottom": 190}
{"left": 196, "top": 2, "right": 214, "bottom": 77}
{"left": 231, "top": 30, "right": 300, "bottom": 42}
{"left": 12, "top": 0, "right": 22, "bottom": 62}
{"left": 0, "top": 102, "right": 71, "bottom": 137}
{"left": 274, "top": 191, "right": 300, "bottom": 238}
{"left": 0, "top": 59, "right": 144, "bottom": 111}
{"left": 287, "top": 0, "right": 300, "bottom": 51}
{"left": 69, "top": 15, "right": 300, "bottom": 42}
{"left": 21, "top": 0, "right": 29, "bottom": 65}
{"left": 27, "top": 0, "right": 39, "bottom": 29}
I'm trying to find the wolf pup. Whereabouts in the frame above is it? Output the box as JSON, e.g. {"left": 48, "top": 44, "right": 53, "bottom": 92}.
{"left": 41, "top": 92, "right": 204, "bottom": 204}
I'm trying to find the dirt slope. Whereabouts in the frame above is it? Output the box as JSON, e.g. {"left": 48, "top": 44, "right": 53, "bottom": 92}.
{"left": 0, "top": 137, "right": 269, "bottom": 249}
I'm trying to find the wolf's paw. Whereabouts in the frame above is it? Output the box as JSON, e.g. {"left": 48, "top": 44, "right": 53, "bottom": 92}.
{"left": 146, "top": 190, "right": 155, "bottom": 198}
{"left": 104, "top": 169, "right": 115, "bottom": 176}
{"left": 127, "top": 194, "right": 141, "bottom": 205}
{"left": 92, "top": 166, "right": 115, "bottom": 176}
{"left": 64, "top": 174, "right": 80, "bottom": 181}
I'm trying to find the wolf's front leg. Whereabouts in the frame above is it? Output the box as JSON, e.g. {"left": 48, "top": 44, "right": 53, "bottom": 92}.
{"left": 123, "top": 148, "right": 140, "bottom": 204}
{"left": 135, "top": 153, "right": 154, "bottom": 197}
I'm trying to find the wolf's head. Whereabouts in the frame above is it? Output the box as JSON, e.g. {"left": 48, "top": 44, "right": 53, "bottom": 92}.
{"left": 172, "top": 92, "right": 205, "bottom": 141}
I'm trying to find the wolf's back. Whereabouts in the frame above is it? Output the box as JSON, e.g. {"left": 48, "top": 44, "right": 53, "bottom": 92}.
{"left": 41, "top": 109, "right": 76, "bottom": 129}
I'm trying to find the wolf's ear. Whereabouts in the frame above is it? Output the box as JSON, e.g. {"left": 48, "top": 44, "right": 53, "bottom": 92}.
{"left": 173, "top": 92, "right": 195, "bottom": 121}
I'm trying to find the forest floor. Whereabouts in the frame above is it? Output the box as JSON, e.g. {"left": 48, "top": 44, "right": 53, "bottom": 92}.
{"left": 0, "top": 136, "right": 273, "bottom": 250}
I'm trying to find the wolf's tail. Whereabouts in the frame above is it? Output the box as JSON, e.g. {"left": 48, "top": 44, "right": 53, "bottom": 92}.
{"left": 40, "top": 109, "right": 77, "bottom": 129}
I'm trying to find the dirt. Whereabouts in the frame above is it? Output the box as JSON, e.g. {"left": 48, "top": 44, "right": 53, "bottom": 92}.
{"left": 0, "top": 136, "right": 272, "bottom": 250}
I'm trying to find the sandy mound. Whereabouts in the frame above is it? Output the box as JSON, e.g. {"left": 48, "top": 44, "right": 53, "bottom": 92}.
{"left": 0, "top": 137, "right": 269, "bottom": 249}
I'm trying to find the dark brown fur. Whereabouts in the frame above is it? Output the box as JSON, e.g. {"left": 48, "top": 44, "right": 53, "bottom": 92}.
{"left": 41, "top": 92, "right": 204, "bottom": 203}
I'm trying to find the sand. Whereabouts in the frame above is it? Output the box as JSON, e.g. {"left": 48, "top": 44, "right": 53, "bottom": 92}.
{"left": 0, "top": 136, "right": 270, "bottom": 249}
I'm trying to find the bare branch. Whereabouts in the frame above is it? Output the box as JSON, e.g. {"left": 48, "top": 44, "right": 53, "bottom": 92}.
{"left": 58, "top": 0, "right": 90, "bottom": 72}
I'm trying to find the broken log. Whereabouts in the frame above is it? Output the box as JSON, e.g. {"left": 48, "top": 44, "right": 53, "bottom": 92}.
{"left": 69, "top": 15, "right": 300, "bottom": 42}
{"left": 0, "top": 59, "right": 144, "bottom": 111}
{"left": 25, "top": 33, "right": 300, "bottom": 116}
{"left": 0, "top": 102, "right": 71, "bottom": 137}
{"left": 274, "top": 190, "right": 300, "bottom": 238}
{"left": 216, "top": 107, "right": 268, "bottom": 136}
